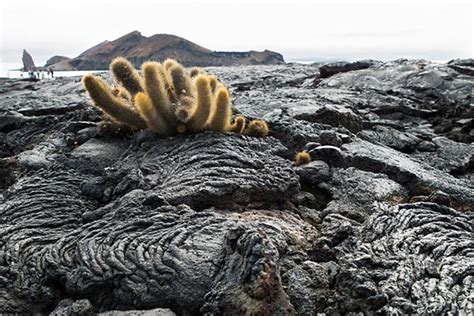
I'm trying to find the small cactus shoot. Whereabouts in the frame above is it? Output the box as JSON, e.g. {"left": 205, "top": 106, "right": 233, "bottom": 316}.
{"left": 244, "top": 120, "right": 269, "bottom": 137}
{"left": 294, "top": 151, "right": 311, "bottom": 166}
{"left": 230, "top": 115, "right": 246, "bottom": 133}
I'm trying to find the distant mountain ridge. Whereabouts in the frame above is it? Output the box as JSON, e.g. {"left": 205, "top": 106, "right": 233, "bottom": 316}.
{"left": 46, "top": 31, "right": 284, "bottom": 70}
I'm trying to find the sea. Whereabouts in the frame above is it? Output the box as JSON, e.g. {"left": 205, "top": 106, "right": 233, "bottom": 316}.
{"left": 0, "top": 60, "right": 320, "bottom": 79}
{"left": 0, "top": 61, "right": 107, "bottom": 79}
{"left": 0, "top": 58, "right": 448, "bottom": 79}
{"left": 0, "top": 61, "right": 108, "bottom": 79}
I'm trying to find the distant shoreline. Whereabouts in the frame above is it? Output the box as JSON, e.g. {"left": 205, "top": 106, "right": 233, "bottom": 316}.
{"left": 0, "top": 58, "right": 455, "bottom": 79}
{"left": 0, "top": 69, "right": 108, "bottom": 79}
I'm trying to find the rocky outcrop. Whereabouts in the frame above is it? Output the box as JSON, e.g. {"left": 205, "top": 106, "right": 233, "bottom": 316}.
{"left": 317, "top": 60, "right": 376, "bottom": 79}
{"left": 45, "top": 56, "right": 70, "bottom": 67}
{"left": 21, "top": 49, "right": 36, "bottom": 71}
{"left": 47, "top": 31, "right": 284, "bottom": 70}
{"left": 447, "top": 58, "right": 474, "bottom": 76}
{"left": 44, "top": 56, "right": 74, "bottom": 71}
{"left": 0, "top": 59, "right": 472, "bottom": 314}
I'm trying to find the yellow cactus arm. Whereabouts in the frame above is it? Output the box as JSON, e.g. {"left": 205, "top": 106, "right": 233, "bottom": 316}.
{"left": 209, "top": 88, "right": 232, "bottom": 132}
{"left": 169, "top": 64, "right": 195, "bottom": 98}
{"left": 188, "top": 75, "right": 212, "bottom": 132}
{"left": 110, "top": 57, "right": 143, "bottom": 96}
{"left": 142, "top": 61, "right": 177, "bottom": 126}
{"left": 82, "top": 74, "right": 146, "bottom": 129}
{"left": 134, "top": 92, "right": 173, "bottom": 135}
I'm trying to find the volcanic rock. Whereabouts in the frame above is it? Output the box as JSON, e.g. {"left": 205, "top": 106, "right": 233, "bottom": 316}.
{"left": 0, "top": 59, "right": 472, "bottom": 314}
{"left": 22, "top": 49, "right": 36, "bottom": 71}
{"left": 44, "top": 56, "right": 75, "bottom": 71}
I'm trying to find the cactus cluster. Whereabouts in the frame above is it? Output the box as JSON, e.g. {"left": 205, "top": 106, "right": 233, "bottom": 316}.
{"left": 82, "top": 58, "right": 269, "bottom": 137}
{"left": 294, "top": 151, "right": 311, "bottom": 166}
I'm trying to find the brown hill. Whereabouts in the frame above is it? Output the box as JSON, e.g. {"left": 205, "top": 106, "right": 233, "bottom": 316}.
{"left": 47, "top": 31, "right": 284, "bottom": 70}
{"left": 44, "top": 56, "right": 74, "bottom": 71}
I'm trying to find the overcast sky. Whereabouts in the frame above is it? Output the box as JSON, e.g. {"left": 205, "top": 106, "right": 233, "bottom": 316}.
{"left": 0, "top": 0, "right": 472, "bottom": 70}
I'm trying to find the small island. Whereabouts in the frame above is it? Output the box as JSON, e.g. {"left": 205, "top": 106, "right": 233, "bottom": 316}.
{"left": 35, "top": 31, "right": 284, "bottom": 71}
